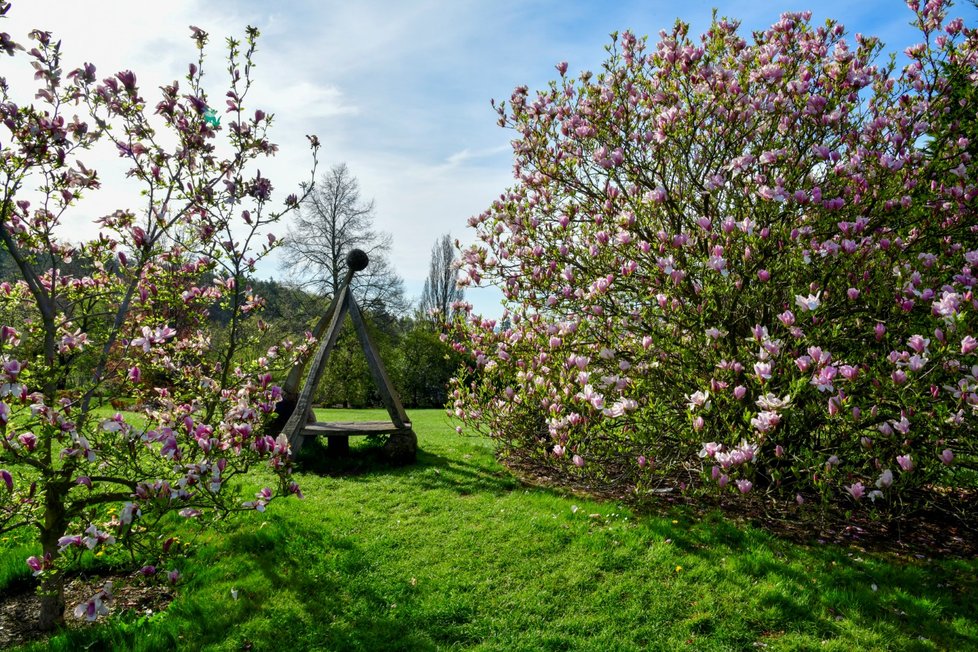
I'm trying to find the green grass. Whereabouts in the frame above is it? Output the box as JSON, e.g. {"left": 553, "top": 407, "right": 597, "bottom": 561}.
{"left": 3, "top": 409, "right": 977, "bottom": 651}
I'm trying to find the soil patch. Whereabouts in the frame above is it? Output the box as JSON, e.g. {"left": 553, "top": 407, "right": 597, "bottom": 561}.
{"left": 0, "top": 572, "right": 173, "bottom": 650}
{"left": 505, "top": 457, "right": 978, "bottom": 559}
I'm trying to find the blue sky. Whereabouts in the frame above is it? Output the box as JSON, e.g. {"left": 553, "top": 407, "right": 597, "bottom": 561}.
{"left": 4, "top": 0, "right": 976, "bottom": 317}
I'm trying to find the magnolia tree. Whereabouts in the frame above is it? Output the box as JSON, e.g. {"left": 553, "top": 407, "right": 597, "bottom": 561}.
{"left": 452, "top": 2, "right": 977, "bottom": 517}
{"left": 0, "top": 3, "right": 317, "bottom": 630}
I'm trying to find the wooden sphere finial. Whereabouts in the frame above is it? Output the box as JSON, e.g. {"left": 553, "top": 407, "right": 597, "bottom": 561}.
{"left": 346, "top": 248, "right": 369, "bottom": 272}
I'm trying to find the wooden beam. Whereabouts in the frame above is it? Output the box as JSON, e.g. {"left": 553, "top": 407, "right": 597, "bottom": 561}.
{"left": 347, "top": 295, "right": 410, "bottom": 429}
{"left": 281, "top": 288, "right": 351, "bottom": 452}
{"left": 281, "top": 293, "right": 339, "bottom": 398}
{"left": 271, "top": 266, "right": 359, "bottom": 436}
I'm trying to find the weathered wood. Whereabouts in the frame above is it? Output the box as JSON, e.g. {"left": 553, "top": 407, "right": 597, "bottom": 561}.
{"left": 281, "top": 293, "right": 340, "bottom": 396}
{"left": 381, "top": 429, "right": 418, "bottom": 464}
{"left": 277, "top": 248, "right": 417, "bottom": 463}
{"left": 281, "top": 287, "right": 351, "bottom": 453}
{"left": 301, "top": 420, "right": 416, "bottom": 460}
{"left": 300, "top": 421, "right": 413, "bottom": 437}
{"left": 281, "top": 256, "right": 361, "bottom": 400}
{"left": 347, "top": 297, "right": 410, "bottom": 429}
{"left": 269, "top": 268, "right": 354, "bottom": 435}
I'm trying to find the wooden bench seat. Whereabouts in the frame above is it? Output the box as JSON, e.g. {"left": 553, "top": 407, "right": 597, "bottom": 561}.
{"left": 299, "top": 421, "right": 413, "bottom": 437}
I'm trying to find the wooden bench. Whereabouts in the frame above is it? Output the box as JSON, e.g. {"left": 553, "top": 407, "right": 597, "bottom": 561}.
{"left": 299, "top": 420, "right": 415, "bottom": 457}
{"left": 276, "top": 249, "right": 417, "bottom": 463}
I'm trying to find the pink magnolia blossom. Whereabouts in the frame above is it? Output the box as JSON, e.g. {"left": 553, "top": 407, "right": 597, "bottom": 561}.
{"left": 26, "top": 556, "right": 44, "bottom": 576}
{"left": 874, "top": 323, "right": 887, "bottom": 341}
{"left": 751, "top": 411, "right": 781, "bottom": 433}
{"left": 755, "top": 393, "right": 791, "bottom": 411}
{"left": 839, "top": 365, "right": 859, "bottom": 381}
{"left": 907, "top": 334, "right": 930, "bottom": 354}
{"left": 847, "top": 482, "right": 866, "bottom": 500}
{"left": 811, "top": 366, "right": 837, "bottom": 392}
{"left": 74, "top": 582, "right": 112, "bottom": 622}
{"left": 827, "top": 396, "right": 840, "bottom": 416}
{"left": 685, "top": 390, "right": 711, "bottom": 411}
{"left": 753, "top": 362, "right": 773, "bottom": 382}
{"left": 2, "top": 359, "right": 21, "bottom": 377}
{"left": 699, "top": 442, "right": 722, "bottom": 458}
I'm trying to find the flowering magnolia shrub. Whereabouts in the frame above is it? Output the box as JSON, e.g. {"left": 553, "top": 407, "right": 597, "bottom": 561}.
{"left": 0, "top": 2, "right": 317, "bottom": 630}
{"left": 452, "top": 2, "right": 977, "bottom": 517}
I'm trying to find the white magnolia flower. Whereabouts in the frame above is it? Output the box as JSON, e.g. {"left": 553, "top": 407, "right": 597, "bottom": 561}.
{"left": 795, "top": 292, "right": 821, "bottom": 312}
{"left": 685, "top": 390, "right": 711, "bottom": 412}
{"left": 755, "top": 393, "right": 792, "bottom": 411}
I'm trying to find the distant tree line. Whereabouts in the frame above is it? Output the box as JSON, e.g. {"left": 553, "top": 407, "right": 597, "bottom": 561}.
{"left": 0, "top": 160, "right": 466, "bottom": 410}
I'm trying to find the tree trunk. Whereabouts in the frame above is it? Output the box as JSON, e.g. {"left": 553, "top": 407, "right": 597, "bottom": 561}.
{"left": 37, "top": 491, "right": 67, "bottom": 631}
{"left": 38, "top": 568, "right": 66, "bottom": 631}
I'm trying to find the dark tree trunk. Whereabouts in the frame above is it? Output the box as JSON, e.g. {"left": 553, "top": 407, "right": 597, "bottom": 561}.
{"left": 38, "top": 569, "right": 66, "bottom": 631}
{"left": 37, "top": 491, "right": 67, "bottom": 630}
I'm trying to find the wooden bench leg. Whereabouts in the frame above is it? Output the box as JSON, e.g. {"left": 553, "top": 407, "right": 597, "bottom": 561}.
{"left": 326, "top": 435, "right": 350, "bottom": 457}
{"left": 382, "top": 430, "right": 417, "bottom": 464}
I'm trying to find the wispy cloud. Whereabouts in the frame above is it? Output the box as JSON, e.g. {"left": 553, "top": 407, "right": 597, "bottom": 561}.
{"left": 444, "top": 145, "right": 511, "bottom": 168}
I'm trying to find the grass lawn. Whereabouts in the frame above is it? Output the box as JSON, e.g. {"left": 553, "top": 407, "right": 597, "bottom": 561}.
{"left": 2, "top": 408, "right": 976, "bottom": 651}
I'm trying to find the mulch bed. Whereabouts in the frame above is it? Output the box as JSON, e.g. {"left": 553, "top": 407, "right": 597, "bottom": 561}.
{"left": 505, "top": 457, "right": 978, "bottom": 559}
{"left": 0, "top": 573, "right": 173, "bottom": 650}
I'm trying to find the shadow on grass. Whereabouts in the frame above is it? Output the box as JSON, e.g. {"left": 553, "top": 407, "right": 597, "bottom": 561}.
{"left": 15, "top": 522, "right": 443, "bottom": 651}
{"left": 296, "top": 437, "right": 522, "bottom": 497}
{"left": 294, "top": 435, "right": 398, "bottom": 475}
{"left": 640, "top": 511, "right": 978, "bottom": 648}
{"left": 174, "top": 521, "right": 443, "bottom": 651}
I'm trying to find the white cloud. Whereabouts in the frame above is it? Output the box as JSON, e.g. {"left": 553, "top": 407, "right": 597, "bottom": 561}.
{"left": 255, "top": 80, "right": 357, "bottom": 120}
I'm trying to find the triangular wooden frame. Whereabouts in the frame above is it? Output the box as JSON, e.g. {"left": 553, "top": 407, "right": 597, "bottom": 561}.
{"left": 278, "top": 256, "right": 416, "bottom": 462}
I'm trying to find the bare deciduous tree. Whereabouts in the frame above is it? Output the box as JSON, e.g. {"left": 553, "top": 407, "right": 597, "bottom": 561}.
{"left": 418, "top": 233, "right": 463, "bottom": 322}
{"left": 281, "top": 163, "right": 405, "bottom": 312}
